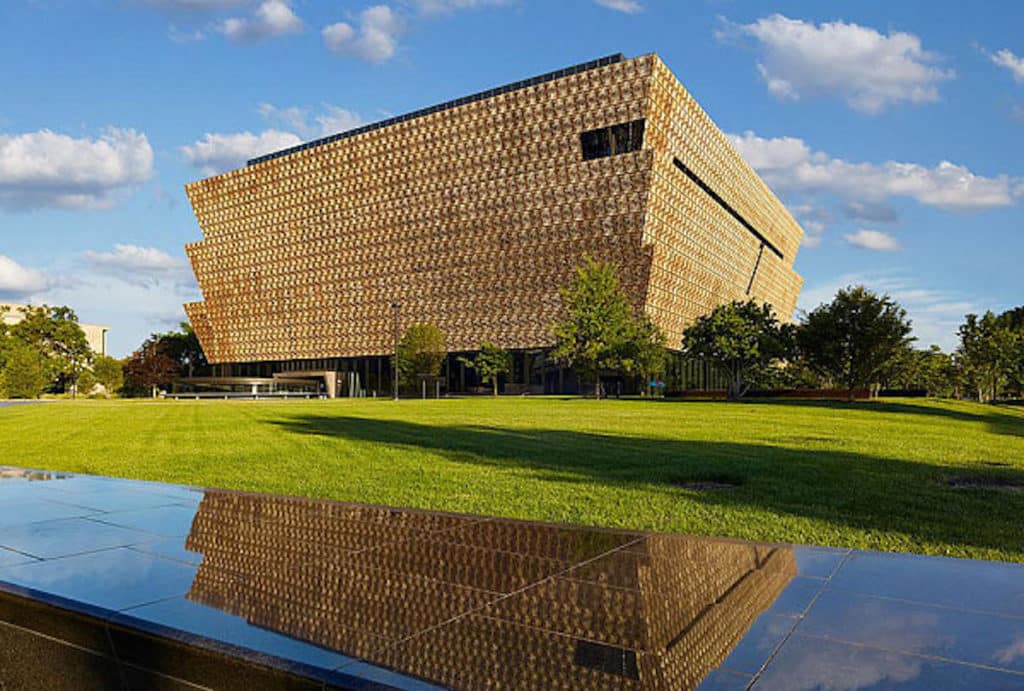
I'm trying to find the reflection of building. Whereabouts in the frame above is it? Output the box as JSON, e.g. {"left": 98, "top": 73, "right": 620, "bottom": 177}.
{"left": 183, "top": 53, "right": 803, "bottom": 396}
{"left": 185, "top": 492, "right": 796, "bottom": 689}
{"left": 2, "top": 304, "right": 109, "bottom": 356}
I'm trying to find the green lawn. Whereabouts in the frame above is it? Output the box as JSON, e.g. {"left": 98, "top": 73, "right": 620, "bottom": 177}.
{"left": 3, "top": 397, "right": 1023, "bottom": 561}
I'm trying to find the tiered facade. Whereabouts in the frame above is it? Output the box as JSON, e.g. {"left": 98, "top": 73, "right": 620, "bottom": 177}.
{"left": 184, "top": 53, "right": 803, "bottom": 387}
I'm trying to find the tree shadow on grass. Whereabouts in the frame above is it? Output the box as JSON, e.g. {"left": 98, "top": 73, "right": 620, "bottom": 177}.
{"left": 269, "top": 415, "right": 1024, "bottom": 558}
{"left": 643, "top": 397, "right": 1024, "bottom": 439}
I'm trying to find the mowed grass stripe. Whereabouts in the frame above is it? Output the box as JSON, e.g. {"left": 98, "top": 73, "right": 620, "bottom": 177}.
{"left": 2, "top": 397, "right": 1022, "bottom": 562}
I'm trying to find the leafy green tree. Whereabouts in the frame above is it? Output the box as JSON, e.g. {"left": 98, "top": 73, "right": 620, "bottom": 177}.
{"left": 0, "top": 315, "right": 10, "bottom": 372}
{"left": 396, "top": 323, "right": 447, "bottom": 386}
{"left": 917, "top": 346, "right": 956, "bottom": 397}
{"left": 797, "top": 286, "right": 914, "bottom": 401}
{"left": 123, "top": 340, "right": 179, "bottom": 398}
{"left": 956, "top": 311, "right": 1018, "bottom": 402}
{"left": 1006, "top": 339, "right": 1024, "bottom": 399}
{"left": 682, "top": 299, "right": 793, "bottom": 401}
{"left": 0, "top": 343, "right": 49, "bottom": 399}
{"left": 996, "top": 306, "right": 1024, "bottom": 398}
{"left": 622, "top": 313, "right": 668, "bottom": 387}
{"left": 878, "top": 344, "right": 956, "bottom": 397}
{"left": 459, "top": 341, "right": 512, "bottom": 396}
{"left": 6, "top": 305, "right": 91, "bottom": 394}
{"left": 154, "top": 322, "right": 208, "bottom": 377}
{"left": 997, "top": 306, "right": 1024, "bottom": 331}
{"left": 551, "top": 256, "right": 638, "bottom": 399}
{"left": 92, "top": 354, "right": 125, "bottom": 394}
{"left": 76, "top": 368, "right": 98, "bottom": 395}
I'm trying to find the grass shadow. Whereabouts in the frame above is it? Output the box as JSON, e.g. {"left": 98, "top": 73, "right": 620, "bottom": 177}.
{"left": 269, "top": 414, "right": 1024, "bottom": 558}
{"left": 641, "top": 397, "right": 1024, "bottom": 439}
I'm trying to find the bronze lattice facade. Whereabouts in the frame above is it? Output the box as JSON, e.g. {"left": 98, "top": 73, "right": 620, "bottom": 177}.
{"left": 184, "top": 53, "right": 803, "bottom": 383}
{"left": 185, "top": 491, "right": 796, "bottom": 689}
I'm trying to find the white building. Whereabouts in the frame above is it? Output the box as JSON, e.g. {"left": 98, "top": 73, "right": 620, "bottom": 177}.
{"left": 2, "top": 305, "right": 109, "bottom": 356}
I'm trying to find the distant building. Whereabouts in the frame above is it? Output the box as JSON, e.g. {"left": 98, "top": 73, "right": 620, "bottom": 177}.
{"left": 1, "top": 304, "right": 109, "bottom": 357}
{"left": 183, "top": 53, "right": 804, "bottom": 396}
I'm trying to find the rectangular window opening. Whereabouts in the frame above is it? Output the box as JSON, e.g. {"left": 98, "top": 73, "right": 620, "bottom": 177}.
{"left": 581, "top": 119, "right": 644, "bottom": 161}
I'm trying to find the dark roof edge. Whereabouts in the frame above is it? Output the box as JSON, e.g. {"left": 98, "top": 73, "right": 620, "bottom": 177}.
{"left": 245, "top": 53, "right": 626, "bottom": 167}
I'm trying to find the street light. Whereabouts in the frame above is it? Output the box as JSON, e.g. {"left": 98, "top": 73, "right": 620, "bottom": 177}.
{"left": 391, "top": 301, "right": 401, "bottom": 401}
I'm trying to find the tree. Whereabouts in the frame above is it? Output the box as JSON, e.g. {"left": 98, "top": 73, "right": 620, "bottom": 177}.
{"left": 76, "top": 368, "right": 98, "bottom": 395}
{"left": 551, "top": 256, "right": 637, "bottom": 399}
{"left": 622, "top": 313, "right": 668, "bottom": 389}
{"left": 956, "top": 311, "right": 1018, "bottom": 402}
{"left": 92, "top": 354, "right": 125, "bottom": 394}
{"left": 0, "top": 314, "right": 10, "bottom": 373}
{"left": 797, "top": 286, "right": 914, "bottom": 401}
{"left": 0, "top": 343, "right": 49, "bottom": 399}
{"left": 877, "top": 344, "right": 956, "bottom": 397}
{"left": 682, "top": 300, "right": 793, "bottom": 401}
{"left": 396, "top": 323, "right": 447, "bottom": 386}
{"left": 154, "top": 322, "right": 208, "bottom": 377}
{"left": 916, "top": 346, "right": 956, "bottom": 397}
{"left": 123, "top": 340, "right": 179, "bottom": 398}
{"left": 1006, "top": 337, "right": 1024, "bottom": 399}
{"left": 459, "top": 342, "right": 512, "bottom": 396}
{"left": 997, "top": 306, "right": 1024, "bottom": 331}
{"left": 5, "top": 305, "right": 91, "bottom": 395}
{"left": 996, "top": 306, "right": 1024, "bottom": 398}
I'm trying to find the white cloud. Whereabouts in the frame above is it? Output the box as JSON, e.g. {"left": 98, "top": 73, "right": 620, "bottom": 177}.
{"left": 595, "top": 0, "right": 642, "bottom": 13}
{"left": 257, "top": 103, "right": 363, "bottom": 138}
{"left": 730, "top": 130, "right": 1021, "bottom": 211}
{"left": 844, "top": 229, "right": 902, "bottom": 252}
{"left": 139, "top": 0, "right": 249, "bottom": 10}
{"left": 181, "top": 129, "right": 301, "bottom": 174}
{"left": 718, "top": 15, "right": 953, "bottom": 113}
{"left": 222, "top": 0, "right": 302, "bottom": 42}
{"left": 0, "top": 128, "right": 153, "bottom": 210}
{"left": 800, "top": 272, "right": 977, "bottom": 350}
{"left": 0, "top": 246, "right": 202, "bottom": 355}
{"left": 989, "top": 48, "right": 1024, "bottom": 83}
{"left": 168, "top": 25, "right": 208, "bottom": 42}
{"left": 323, "top": 5, "right": 403, "bottom": 62}
{"left": 84, "top": 245, "right": 190, "bottom": 288}
{"left": 315, "top": 106, "right": 365, "bottom": 136}
{"left": 182, "top": 102, "right": 364, "bottom": 175}
{"left": 255, "top": 103, "right": 308, "bottom": 134}
{"left": 841, "top": 200, "right": 899, "bottom": 224}
{"left": 787, "top": 203, "right": 830, "bottom": 247}
{"left": 800, "top": 223, "right": 824, "bottom": 247}
{"left": 35, "top": 259, "right": 199, "bottom": 358}
{"left": 0, "top": 256, "right": 49, "bottom": 297}
{"left": 408, "top": 0, "right": 510, "bottom": 14}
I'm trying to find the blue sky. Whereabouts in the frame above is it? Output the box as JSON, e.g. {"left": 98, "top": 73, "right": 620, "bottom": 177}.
{"left": 0, "top": 0, "right": 1021, "bottom": 356}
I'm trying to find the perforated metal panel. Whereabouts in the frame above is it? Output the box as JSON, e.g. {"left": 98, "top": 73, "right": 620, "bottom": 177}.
{"left": 184, "top": 54, "right": 803, "bottom": 365}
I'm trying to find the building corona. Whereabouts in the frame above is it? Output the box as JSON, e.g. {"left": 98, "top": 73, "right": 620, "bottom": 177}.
{"left": 183, "top": 53, "right": 803, "bottom": 397}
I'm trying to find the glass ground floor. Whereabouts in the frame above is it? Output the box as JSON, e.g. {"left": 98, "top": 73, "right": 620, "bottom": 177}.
{"left": 179, "top": 350, "right": 729, "bottom": 398}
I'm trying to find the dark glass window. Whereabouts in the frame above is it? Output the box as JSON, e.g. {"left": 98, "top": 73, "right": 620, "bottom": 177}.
{"left": 580, "top": 119, "right": 644, "bottom": 161}
{"left": 581, "top": 128, "right": 611, "bottom": 161}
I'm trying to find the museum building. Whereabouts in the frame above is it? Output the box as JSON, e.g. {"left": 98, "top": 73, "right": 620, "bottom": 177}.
{"left": 182, "top": 53, "right": 803, "bottom": 397}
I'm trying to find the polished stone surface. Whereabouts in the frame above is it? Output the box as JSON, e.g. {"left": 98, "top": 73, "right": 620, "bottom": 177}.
{"left": 0, "top": 466, "right": 1023, "bottom": 690}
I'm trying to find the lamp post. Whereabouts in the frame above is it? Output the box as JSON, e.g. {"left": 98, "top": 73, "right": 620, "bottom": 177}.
{"left": 391, "top": 301, "right": 401, "bottom": 401}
